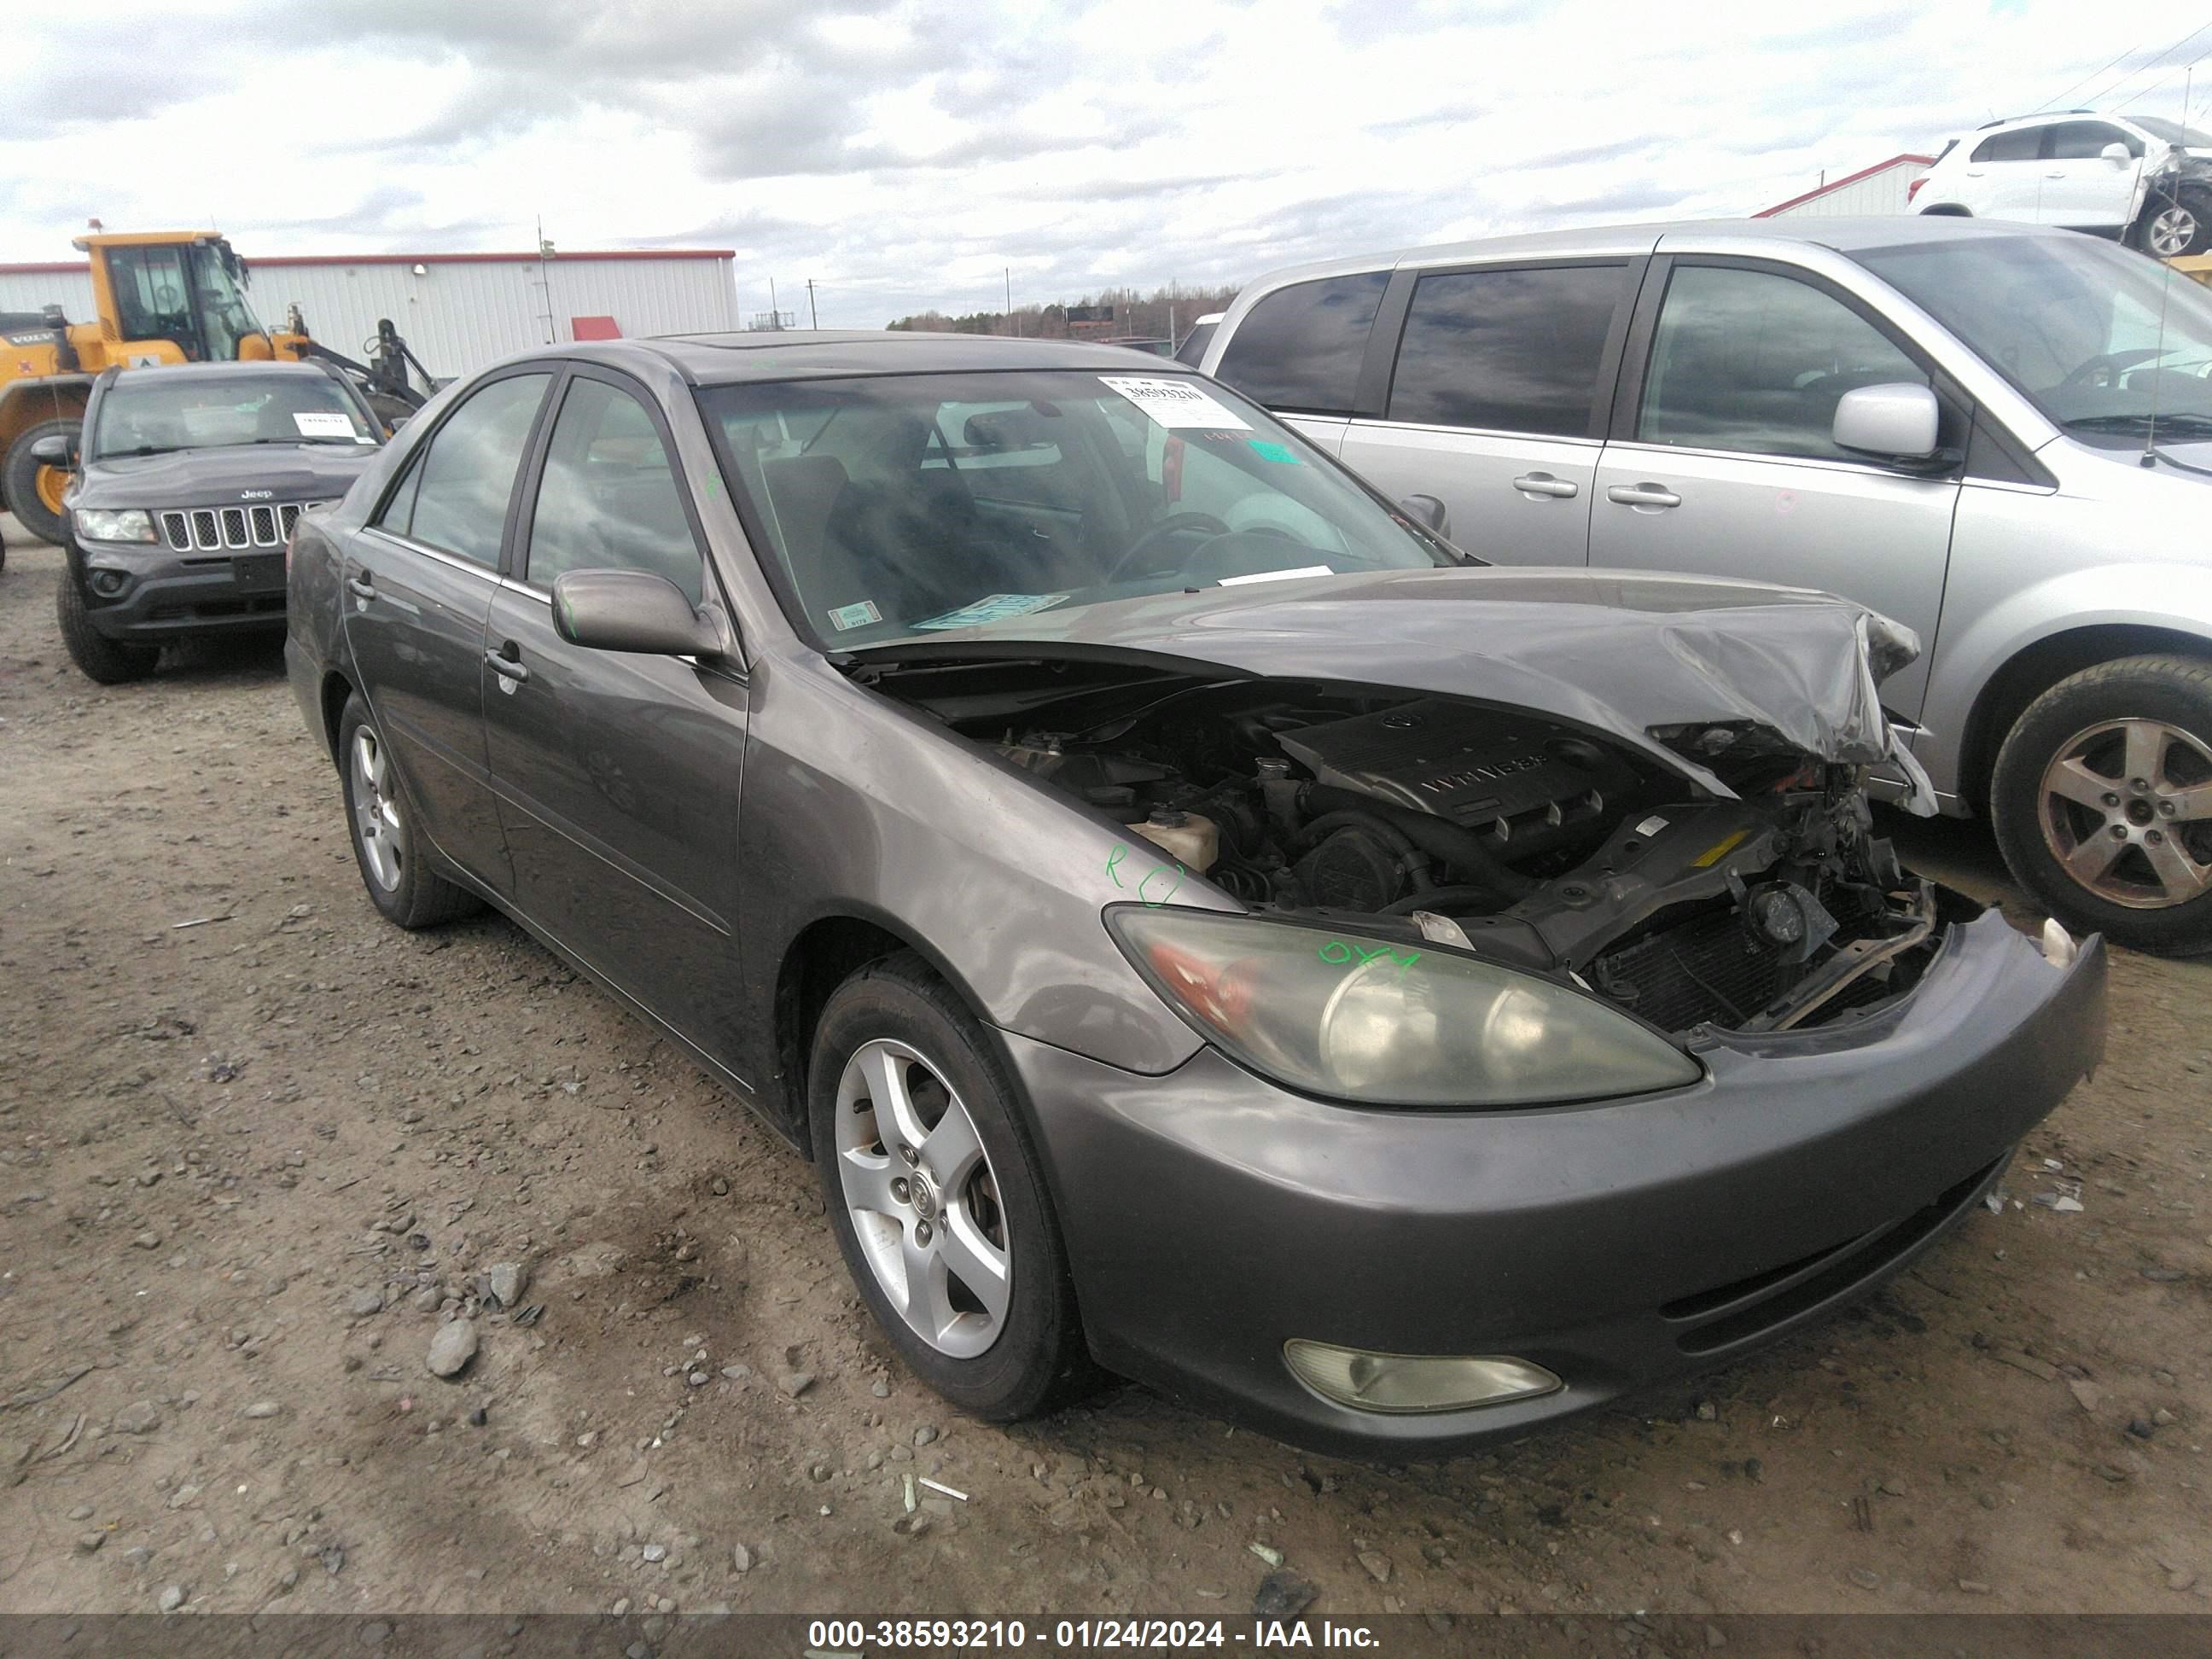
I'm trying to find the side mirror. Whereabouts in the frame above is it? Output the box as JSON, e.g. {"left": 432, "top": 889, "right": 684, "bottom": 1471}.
{"left": 1832, "top": 382, "right": 1940, "bottom": 462}
{"left": 2101, "top": 141, "right": 2132, "bottom": 166}
{"left": 386, "top": 414, "right": 410, "bottom": 434}
{"left": 29, "top": 432, "right": 77, "bottom": 467}
{"left": 1399, "top": 493, "right": 1451, "bottom": 538}
{"left": 551, "top": 568, "right": 725, "bottom": 658}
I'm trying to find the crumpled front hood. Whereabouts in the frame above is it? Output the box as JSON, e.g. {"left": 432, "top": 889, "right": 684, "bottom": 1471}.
{"left": 73, "top": 443, "right": 377, "bottom": 509}
{"left": 853, "top": 567, "right": 1936, "bottom": 807}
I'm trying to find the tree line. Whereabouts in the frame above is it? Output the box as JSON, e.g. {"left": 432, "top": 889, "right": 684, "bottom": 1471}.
{"left": 886, "top": 282, "right": 1242, "bottom": 344}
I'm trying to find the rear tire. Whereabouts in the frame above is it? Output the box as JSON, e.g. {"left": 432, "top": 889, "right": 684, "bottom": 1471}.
{"left": 2137, "top": 185, "right": 2212, "bottom": 259}
{"left": 1991, "top": 655, "right": 2212, "bottom": 956}
{"left": 55, "top": 566, "right": 157, "bottom": 684}
{"left": 4, "top": 418, "right": 79, "bottom": 547}
{"left": 336, "top": 693, "right": 482, "bottom": 929}
{"left": 809, "top": 952, "right": 1091, "bottom": 1420}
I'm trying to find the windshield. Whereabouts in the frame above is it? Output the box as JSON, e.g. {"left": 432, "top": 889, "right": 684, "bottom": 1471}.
{"left": 92, "top": 373, "right": 378, "bottom": 458}
{"left": 2133, "top": 117, "right": 2212, "bottom": 148}
{"left": 698, "top": 369, "right": 1456, "bottom": 648}
{"left": 1854, "top": 232, "right": 2212, "bottom": 440}
{"left": 189, "top": 242, "right": 266, "bottom": 360}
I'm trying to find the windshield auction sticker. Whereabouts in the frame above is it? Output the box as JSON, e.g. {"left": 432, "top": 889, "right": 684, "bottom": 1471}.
{"left": 1098, "top": 375, "right": 1251, "bottom": 431}
{"left": 914, "top": 592, "right": 1071, "bottom": 630}
{"left": 293, "top": 410, "right": 364, "bottom": 439}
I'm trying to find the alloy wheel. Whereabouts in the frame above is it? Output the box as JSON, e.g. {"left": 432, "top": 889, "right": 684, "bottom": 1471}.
{"left": 350, "top": 726, "right": 406, "bottom": 892}
{"left": 833, "top": 1037, "right": 1011, "bottom": 1359}
{"left": 2038, "top": 717, "right": 2212, "bottom": 909}
{"left": 2149, "top": 205, "right": 2199, "bottom": 258}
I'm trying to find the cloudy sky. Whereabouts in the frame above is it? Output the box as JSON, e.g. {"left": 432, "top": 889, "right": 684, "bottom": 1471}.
{"left": 4, "top": 0, "right": 2210, "bottom": 324}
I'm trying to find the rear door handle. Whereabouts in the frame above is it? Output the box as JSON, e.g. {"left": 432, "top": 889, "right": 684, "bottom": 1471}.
{"left": 1607, "top": 483, "right": 1681, "bottom": 509}
{"left": 1511, "top": 472, "right": 1579, "bottom": 499}
{"left": 346, "top": 574, "right": 375, "bottom": 600}
{"left": 2046, "top": 170, "right": 2067, "bottom": 178}
{"left": 485, "top": 644, "right": 529, "bottom": 685}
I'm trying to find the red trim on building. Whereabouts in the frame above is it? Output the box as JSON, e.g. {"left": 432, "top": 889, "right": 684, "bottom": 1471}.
{"left": 0, "top": 248, "right": 735, "bottom": 276}
{"left": 1755, "top": 154, "right": 1937, "bottom": 218}
{"left": 570, "top": 315, "right": 622, "bottom": 341}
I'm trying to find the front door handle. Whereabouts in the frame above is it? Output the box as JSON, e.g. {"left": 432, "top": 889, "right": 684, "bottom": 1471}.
{"left": 1607, "top": 483, "right": 1681, "bottom": 509}
{"left": 1511, "top": 472, "right": 1580, "bottom": 499}
{"left": 2046, "top": 170, "right": 2067, "bottom": 178}
{"left": 346, "top": 574, "right": 376, "bottom": 600}
{"left": 485, "top": 644, "right": 529, "bottom": 684}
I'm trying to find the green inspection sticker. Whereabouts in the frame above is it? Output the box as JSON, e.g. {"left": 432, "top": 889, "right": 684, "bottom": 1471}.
{"left": 826, "top": 599, "right": 882, "bottom": 632}
{"left": 1249, "top": 439, "right": 1300, "bottom": 464}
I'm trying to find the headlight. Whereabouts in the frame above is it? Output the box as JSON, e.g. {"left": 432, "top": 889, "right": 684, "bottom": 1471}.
{"left": 73, "top": 508, "right": 156, "bottom": 544}
{"left": 1106, "top": 907, "right": 1701, "bottom": 1107}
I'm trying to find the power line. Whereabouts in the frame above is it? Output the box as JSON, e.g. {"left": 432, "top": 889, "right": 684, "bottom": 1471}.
{"left": 2034, "top": 38, "right": 2153, "bottom": 112}
{"left": 2089, "top": 12, "right": 2212, "bottom": 109}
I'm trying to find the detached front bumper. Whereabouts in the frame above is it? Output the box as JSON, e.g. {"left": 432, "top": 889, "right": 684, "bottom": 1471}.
{"left": 1003, "top": 909, "right": 2105, "bottom": 1456}
{"left": 73, "top": 538, "right": 288, "bottom": 642}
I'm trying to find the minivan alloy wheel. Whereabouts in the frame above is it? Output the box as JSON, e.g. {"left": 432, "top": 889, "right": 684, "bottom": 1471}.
{"left": 833, "top": 1037, "right": 1012, "bottom": 1359}
{"left": 350, "top": 726, "right": 406, "bottom": 892}
{"left": 2038, "top": 717, "right": 2212, "bottom": 908}
{"left": 2148, "top": 203, "right": 2202, "bottom": 258}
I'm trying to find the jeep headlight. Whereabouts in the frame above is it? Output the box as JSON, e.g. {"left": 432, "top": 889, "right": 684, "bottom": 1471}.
{"left": 73, "top": 508, "right": 156, "bottom": 544}
{"left": 1107, "top": 908, "right": 1700, "bottom": 1106}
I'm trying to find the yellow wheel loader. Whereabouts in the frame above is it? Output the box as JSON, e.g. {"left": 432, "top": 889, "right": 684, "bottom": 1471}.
{"left": 1, "top": 230, "right": 435, "bottom": 547}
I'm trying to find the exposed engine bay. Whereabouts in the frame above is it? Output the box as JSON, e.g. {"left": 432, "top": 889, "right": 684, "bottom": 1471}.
{"left": 875, "top": 659, "right": 1954, "bottom": 1038}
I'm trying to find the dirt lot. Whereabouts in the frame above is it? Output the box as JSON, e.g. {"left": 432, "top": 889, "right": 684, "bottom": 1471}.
{"left": 1, "top": 523, "right": 2209, "bottom": 1622}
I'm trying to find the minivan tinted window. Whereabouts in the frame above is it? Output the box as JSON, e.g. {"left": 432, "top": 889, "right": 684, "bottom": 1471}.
{"left": 1387, "top": 265, "right": 1624, "bottom": 437}
{"left": 1215, "top": 272, "right": 1389, "bottom": 416}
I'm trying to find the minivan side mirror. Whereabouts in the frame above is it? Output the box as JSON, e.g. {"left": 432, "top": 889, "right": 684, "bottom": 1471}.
{"left": 1399, "top": 493, "right": 1451, "bottom": 538}
{"left": 1832, "top": 382, "right": 1941, "bottom": 463}
{"left": 551, "top": 568, "right": 727, "bottom": 659}
{"left": 29, "top": 432, "right": 77, "bottom": 467}
{"left": 2101, "top": 141, "right": 2132, "bottom": 166}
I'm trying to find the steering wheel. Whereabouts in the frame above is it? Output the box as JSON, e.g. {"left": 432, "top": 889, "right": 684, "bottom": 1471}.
{"left": 2064, "top": 346, "right": 2166, "bottom": 390}
{"left": 1103, "top": 511, "right": 1231, "bottom": 584}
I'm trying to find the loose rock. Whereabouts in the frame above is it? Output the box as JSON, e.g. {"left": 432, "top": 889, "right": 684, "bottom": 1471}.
{"left": 426, "top": 1319, "right": 479, "bottom": 1378}
{"left": 114, "top": 1400, "right": 161, "bottom": 1435}
{"left": 1253, "top": 1571, "right": 1317, "bottom": 1617}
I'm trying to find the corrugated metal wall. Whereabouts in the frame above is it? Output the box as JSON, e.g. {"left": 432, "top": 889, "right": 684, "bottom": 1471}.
{"left": 1769, "top": 162, "right": 1926, "bottom": 218}
{"left": 0, "top": 256, "right": 737, "bottom": 381}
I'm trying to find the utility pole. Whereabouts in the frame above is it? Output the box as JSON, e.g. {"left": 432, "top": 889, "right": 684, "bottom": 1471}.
{"left": 806, "top": 279, "right": 818, "bottom": 330}
{"left": 1005, "top": 267, "right": 1016, "bottom": 337}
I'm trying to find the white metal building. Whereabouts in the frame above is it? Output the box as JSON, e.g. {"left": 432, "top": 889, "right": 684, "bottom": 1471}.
{"left": 1756, "top": 154, "right": 1937, "bottom": 219}
{"left": 0, "top": 247, "right": 738, "bottom": 381}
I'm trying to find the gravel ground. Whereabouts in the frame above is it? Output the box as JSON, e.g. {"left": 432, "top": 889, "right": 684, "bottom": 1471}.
{"left": 1, "top": 524, "right": 2208, "bottom": 1620}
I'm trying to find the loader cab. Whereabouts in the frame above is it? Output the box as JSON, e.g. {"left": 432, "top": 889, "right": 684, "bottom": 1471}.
{"left": 79, "top": 233, "right": 272, "bottom": 365}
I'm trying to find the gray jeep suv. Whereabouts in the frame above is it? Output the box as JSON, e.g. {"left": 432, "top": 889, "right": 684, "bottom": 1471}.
{"left": 51, "top": 360, "right": 382, "bottom": 683}
{"left": 1202, "top": 217, "right": 2212, "bottom": 954}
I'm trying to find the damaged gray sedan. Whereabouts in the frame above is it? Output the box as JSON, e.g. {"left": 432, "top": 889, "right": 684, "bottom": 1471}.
{"left": 286, "top": 335, "right": 2106, "bottom": 1452}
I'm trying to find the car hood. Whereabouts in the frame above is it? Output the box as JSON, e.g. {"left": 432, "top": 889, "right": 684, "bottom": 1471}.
{"left": 72, "top": 444, "right": 378, "bottom": 509}
{"left": 849, "top": 567, "right": 1937, "bottom": 808}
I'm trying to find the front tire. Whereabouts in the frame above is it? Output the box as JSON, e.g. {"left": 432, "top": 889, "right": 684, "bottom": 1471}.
{"left": 336, "top": 693, "right": 481, "bottom": 929}
{"left": 55, "top": 567, "right": 157, "bottom": 684}
{"left": 2138, "top": 186, "right": 2212, "bottom": 258}
{"left": 1991, "top": 655, "right": 2212, "bottom": 955}
{"left": 809, "top": 953, "right": 1089, "bottom": 1419}
{"left": 4, "top": 418, "right": 79, "bottom": 547}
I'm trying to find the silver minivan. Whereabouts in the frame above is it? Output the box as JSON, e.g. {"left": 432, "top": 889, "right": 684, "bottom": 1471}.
{"left": 1201, "top": 217, "right": 2212, "bottom": 954}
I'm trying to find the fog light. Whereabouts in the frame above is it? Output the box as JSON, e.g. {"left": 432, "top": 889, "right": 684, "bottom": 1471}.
{"left": 1284, "top": 1340, "right": 1562, "bottom": 1415}
{"left": 90, "top": 569, "right": 128, "bottom": 597}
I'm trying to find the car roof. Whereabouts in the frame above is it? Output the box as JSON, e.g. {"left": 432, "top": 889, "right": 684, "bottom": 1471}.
{"left": 106, "top": 359, "right": 337, "bottom": 386}
{"left": 569, "top": 329, "right": 1192, "bottom": 386}
{"left": 1229, "top": 213, "right": 2082, "bottom": 294}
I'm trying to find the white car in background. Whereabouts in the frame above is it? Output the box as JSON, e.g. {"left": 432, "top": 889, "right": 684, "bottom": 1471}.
{"left": 1912, "top": 111, "right": 2212, "bottom": 256}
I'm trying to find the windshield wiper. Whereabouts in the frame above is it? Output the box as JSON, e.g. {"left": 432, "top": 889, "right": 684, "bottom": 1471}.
{"left": 2068, "top": 411, "right": 2212, "bottom": 437}
{"left": 102, "top": 444, "right": 185, "bottom": 457}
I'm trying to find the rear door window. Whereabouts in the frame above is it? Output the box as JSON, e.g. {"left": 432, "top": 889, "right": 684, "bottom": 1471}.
{"left": 1971, "top": 126, "right": 2045, "bottom": 163}
{"left": 1214, "top": 271, "right": 1390, "bottom": 416}
{"left": 1386, "top": 264, "right": 1627, "bottom": 437}
{"left": 398, "top": 373, "right": 552, "bottom": 567}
